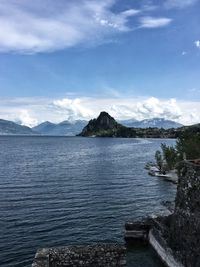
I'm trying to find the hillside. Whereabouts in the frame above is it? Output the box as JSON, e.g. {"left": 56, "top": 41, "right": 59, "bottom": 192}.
{"left": 0, "top": 119, "right": 36, "bottom": 135}
{"left": 33, "top": 120, "right": 87, "bottom": 136}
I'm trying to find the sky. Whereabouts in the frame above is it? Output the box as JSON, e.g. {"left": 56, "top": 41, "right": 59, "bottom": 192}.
{"left": 0, "top": 0, "right": 200, "bottom": 126}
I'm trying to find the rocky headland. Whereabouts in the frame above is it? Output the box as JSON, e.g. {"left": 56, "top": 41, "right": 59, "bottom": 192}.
{"left": 78, "top": 111, "right": 177, "bottom": 138}
{"left": 78, "top": 111, "right": 200, "bottom": 138}
{"left": 78, "top": 111, "right": 137, "bottom": 138}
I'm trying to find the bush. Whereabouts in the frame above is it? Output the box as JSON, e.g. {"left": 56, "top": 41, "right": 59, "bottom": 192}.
{"left": 161, "top": 143, "right": 177, "bottom": 170}
{"left": 176, "top": 132, "right": 200, "bottom": 160}
{"left": 155, "top": 132, "right": 200, "bottom": 173}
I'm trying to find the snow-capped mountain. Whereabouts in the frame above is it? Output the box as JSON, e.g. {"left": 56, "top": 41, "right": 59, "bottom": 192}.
{"left": 120, "top": 118, "right": 183, "bottom": 129}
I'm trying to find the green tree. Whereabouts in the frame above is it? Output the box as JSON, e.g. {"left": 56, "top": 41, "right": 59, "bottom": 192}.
{"left": 176, "top": 132, "right": 200, "bottom": 160}
{"left": 161, "top": 143, "right": 177, "bottom": 170}
{"left": 154, "top": 131, "right": 200, "bottom": 175}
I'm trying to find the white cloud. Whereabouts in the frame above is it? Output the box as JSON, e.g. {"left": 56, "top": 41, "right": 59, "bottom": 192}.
{"left": 0, "top": 1, "right": 176, "bottom": 54}
{"left": 139, "top": 17, "right": 172, "bottom": 28}
{"left": 135, "top": 97, "right": 181, "bottom": 120}
{"left": 18, "top": 109, "right": 38, "bottom": 127}
{"left": 194, "top": 40, "right": 200, "bottom": 48}
{"left": 165, "top": 0, "right": 198, "bottom": 9}
{"left": 0, "top": 0, "right": 140, "bottom": 53}
{"left": 0, "top": 96, "right": 200, "bottom": 126}
{"left": 108, "top": 97, "right": 183, "bottom": 123}
{"left": 52, "top": 98, "right": 93, "bottom": 121}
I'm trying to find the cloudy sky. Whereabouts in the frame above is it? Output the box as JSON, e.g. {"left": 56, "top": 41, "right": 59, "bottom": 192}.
{"left": 0, "top": 0, "right": 200, "bottom": 126}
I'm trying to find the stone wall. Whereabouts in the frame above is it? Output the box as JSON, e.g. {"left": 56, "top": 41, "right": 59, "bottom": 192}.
{"left": 32, "top": 243, "right": 126, "bottom": 267}
{"left": 167, "top": 161, "right": 200, "bottom": 267}
{"left": 149, "top": 228, "right": 183, "bottom": 267}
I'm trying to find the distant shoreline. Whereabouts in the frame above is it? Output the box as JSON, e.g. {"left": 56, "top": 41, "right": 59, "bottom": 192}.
{"left": 0, "top": 134, "right": 177, "bottom": 139}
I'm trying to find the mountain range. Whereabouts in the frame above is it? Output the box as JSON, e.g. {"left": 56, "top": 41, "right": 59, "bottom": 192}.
{"left": 0, "top": 119, "right": 36, "bottom": 135}
{"left": 32, "top": 120, "right": 88, "bottom": 136}
{"left": 0, "top": 117, "right": 183, "bottom": 135}
{"left": 119, "top": 118, "right": 182, "bottom": 129}
{"left": 31, "top": 117, "right": 183, "bottom": 136}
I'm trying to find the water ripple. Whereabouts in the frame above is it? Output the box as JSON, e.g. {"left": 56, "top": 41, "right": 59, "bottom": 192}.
{"left": 0, "top": 136, "right": 176, "bottom": 267}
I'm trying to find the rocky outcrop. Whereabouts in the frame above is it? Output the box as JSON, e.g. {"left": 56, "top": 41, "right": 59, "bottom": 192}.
{"left": 148, "top": 160, "right": 200, "bottom": 267}
{"left": 167, "top": 161, "right": 200, "bottom": 267}
{"left": 79, "top": 111, "right": 136, "bottom": 137}
{"left": 78, "top": 111, "right": 180, "bottom": 138}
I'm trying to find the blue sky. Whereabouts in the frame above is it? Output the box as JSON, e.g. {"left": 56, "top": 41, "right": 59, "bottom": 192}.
{"left": 0, "top": 0, "right": 200, "bottom": 126}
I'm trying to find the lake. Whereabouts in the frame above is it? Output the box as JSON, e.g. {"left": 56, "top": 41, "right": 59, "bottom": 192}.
{"left": 0, "top": 136, "right": 176, "bottom": 267}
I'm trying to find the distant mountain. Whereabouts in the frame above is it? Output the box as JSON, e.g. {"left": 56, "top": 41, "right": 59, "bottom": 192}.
{"left": 33, "top": 120, "right": 88, "bottom": 136}
{"left": 32, "top": 121, "right": 56, "bottom": 134}
{"left": 118, "top": 119, "right": 138, "bottom": 128}
{"left": 120, "top": 118, "right": 183, "bottom": 129}
{"left": 0, "top": 119, "right": 36, "bottom": 135}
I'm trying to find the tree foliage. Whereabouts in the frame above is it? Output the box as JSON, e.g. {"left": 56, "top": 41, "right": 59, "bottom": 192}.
{"left": 155, "top": 132, "right": 200, "bottom": 172}
{"left": 176, "top": 132, "right": 200, "bottom": 160}
{"left": 161, "top": 143, "right": 177, "bottom": 170}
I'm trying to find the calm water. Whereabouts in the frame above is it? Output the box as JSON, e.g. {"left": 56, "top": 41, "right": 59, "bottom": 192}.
{"left": 0, "top": 136, "right": 176, "bottom": 267}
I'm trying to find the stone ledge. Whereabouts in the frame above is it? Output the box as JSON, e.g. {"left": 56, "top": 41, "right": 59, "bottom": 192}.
{"left": 32, "top": 243, "right": 126, "bottom": 267}
{"left": 149, "top": 229, "right": 184, "bottom": 267}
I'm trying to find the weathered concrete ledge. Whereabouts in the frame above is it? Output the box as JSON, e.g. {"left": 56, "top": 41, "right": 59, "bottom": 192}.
{"left": 149, "top": 228, "right": 183, "bottom": 267}
{"left": 124, "top": 218, "right": 152, "bottom": 245}
{"left": 125, "top": 217, "right": 183, "bottom": 267}
{"left": 32, "top": 243, "right": 126, "bottom": 267}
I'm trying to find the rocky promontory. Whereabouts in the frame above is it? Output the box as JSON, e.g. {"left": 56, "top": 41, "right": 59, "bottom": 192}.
{"left": 78, "top": 111, "right": 137, "bottom": 137}
{"left": 78, "top": 111, "right": 180, "bottom": 138}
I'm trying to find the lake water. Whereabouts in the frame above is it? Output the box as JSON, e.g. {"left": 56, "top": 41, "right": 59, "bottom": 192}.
{"left": 0, "top": 136, "right": 177, "bottom": 267}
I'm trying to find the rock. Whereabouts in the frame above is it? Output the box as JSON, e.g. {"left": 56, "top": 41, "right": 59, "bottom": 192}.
{"left": 167, "top": 161, "right": 200, "bottom": 267}
{"left": 78, "top": 111, "right": 182, "bottom": 138}
{"left": 78, "top": 111, "right": 136, "bottom": 137}
{"left": 152, "top": 161, "right": 200, "bottom": 266}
